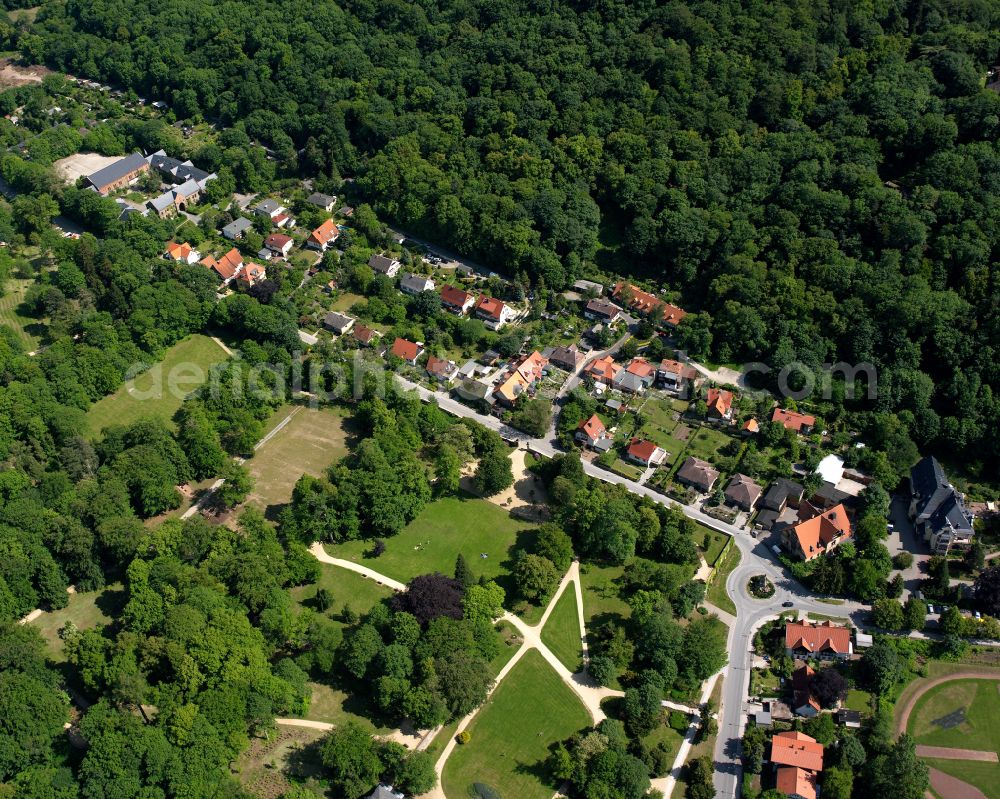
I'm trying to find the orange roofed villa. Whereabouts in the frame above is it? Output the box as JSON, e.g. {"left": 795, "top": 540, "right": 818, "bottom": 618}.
{"left": 780, "top": 502, "right": 852, "bottom": 561}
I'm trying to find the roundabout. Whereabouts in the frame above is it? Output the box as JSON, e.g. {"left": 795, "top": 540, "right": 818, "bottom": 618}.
{"left": 747, "top": 573, "right": 775, "bottom": 599}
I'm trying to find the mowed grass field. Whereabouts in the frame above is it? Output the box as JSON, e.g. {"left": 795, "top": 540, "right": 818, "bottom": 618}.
{"left": 85, "top": 334, "right": 229, "bottom": 435}
{"left": 922, "top": 759, "right": 1000, "bottom": 799}
{"left": 244, "top": 404, "right": 352, "bottom": 514}
{"left": 541, "top": 586, "right": 583, "bottom": 673}
{"left": 324, "top": 495, "right": 535, "bottom": 588}
{"left": 442, "top": 649, "right": 591, "bottom": 799}
{"left": 0, "top": 276, "right": 46, "bottom": 350}
{"left": 29, "top": 584, "right": 125, "bottom": 662}
{"left": 706, "top": 541, "right": 740, "bottom": 615}
{"left": 908, "top": 678, "right": 1000, "bottom": 753}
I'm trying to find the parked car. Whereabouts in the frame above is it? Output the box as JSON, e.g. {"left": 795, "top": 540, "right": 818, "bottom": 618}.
{"left": 771, "top": 545, "right": 781, "bottom": 556}
{"left": 782, "top": 601, "right": 794, "bottom": 608}
{"left": 927, "top": 605, "right": 935, "bottom": 614}
{"left": 975, "top": 611, "right": 982, "bottom": 620}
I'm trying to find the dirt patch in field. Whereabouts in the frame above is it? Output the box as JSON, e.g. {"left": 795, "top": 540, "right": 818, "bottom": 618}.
{"left": 236, "top": 726, "right": 326, "bottom": 799}
{"left": 917, "top": 745, "right": 999, "bottom": 762}
{"left": 674, "top": 424, "right": 690, "bottom": 441}
{"left": 0, "top": 59, "right": 50, "bottom": 89}
{"left": 460, "top": 447, "right": 550, "bottom": 521}
{"left": 54, "top": 152, "right": 123, "bottom": 185}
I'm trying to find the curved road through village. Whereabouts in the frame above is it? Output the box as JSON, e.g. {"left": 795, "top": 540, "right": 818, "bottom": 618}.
{"left": 390, "top": 374, "right": 879, "bottom": 797}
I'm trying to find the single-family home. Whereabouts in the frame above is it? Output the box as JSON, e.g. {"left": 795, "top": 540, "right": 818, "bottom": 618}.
{"left": 323, "top": 312, "right": 355, "bottom": 335}
{"left": 390, "top": 337, "right": 422, "bottom": 366}
{"left": 400, "top": 273, "right": 436, "bottom": 296}
{"left": 493, "top": 351, "right": 548, "bottom": 406}
{"left": 353, "top": 324, "right": 379, "bottom": 346}
{"left": 368, "top": 254, "right": 401, "bottom": 277}
{"left": 656, "top": 359, "right": 699, "bottom": 396}
{"left": 85, "top": 151, "right": 150, "bottom": 194}
{"left": 307, "top": 219, "right": 340, "bottom": 251}
{"left": 474, "top": 296, "right": 515, "bottom": 330}
{"left": 200, "top": 247, "right": 244, "bottom": 283}
{"left": 835, "top": 709, "right": 862, "bottom": 729}
{"left": 909, "top": 456, "right": 976, "bottom": 554}
{"left": 724, "top": 474, "right": 763, "bottom": 512}
{"left": 784, "top": 620, "right": 852, "bottom": 660}
{"left": 781, "top": 503, "right": 852, "bottom": 561}
{"left": 235, "top": 263, "right": 266, "bottom": 288}
{"left": 576, "top": 414, "right": 607, "bottom": 448}
{"left": 583, "top": 298, "right": 623, "bottom": 323}
{"left": 626, "top": 438, "right": 666, "bottom": 468}
{"left": 426, "top": 355, "right": 457, "bottom": 384}
{"left": 306, "top": 192, "right": 337, "bottom": 212}
{"left": 222, "top": 217, "right": 254, "bottom": 241}
{"left": 756, "top": 478, "right": 804, "bottom": 531}
{"left": 791, "top": 663, "right": 820, "bottom": 717}
{"left": 455, "top": 376, "right": 497, "bottom": 405}
{"left": 440, "top": 284, "right": 475, "bottom": 315}
{"left": 254, "top": 198, "right": 286, "bottom": 221}
{"left": 584, "top": 355, "right": 621, "bottom": 385}
{"left": 613, "top": 367, "right": 649, "bottom": 395}
{"left": 743, "top": 418, "right": 760, "bottom": 435}
{"left": 264, "top": 233, "right": 294, "bottom": 258}
{"left": 547, "top": 344, "right": 585, "bottom": 372}
{"left": 676, "top": 457, "right": 720, "bottom": 493}
{"left": 163, "top": 241, "right": 200, "bottom": 265}
{"left": 772, "top": 408, "right": 816, "bottom": 434}
{"left": 706, "top": 387, "right": 735, "bottom": 421}
{"left": 624, "top": 358, "right": 656, "bottom": 386}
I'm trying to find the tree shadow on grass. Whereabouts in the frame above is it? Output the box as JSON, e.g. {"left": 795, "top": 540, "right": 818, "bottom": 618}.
{"left": 94, "top": 587, "right": 127, "bottom": 619}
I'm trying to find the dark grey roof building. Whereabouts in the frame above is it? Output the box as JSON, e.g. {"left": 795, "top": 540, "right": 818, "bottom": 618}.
{"left": 85, "top": 152, "right": 150, "bottom": 194}
{"left": 909, "top": 456, "right": 975, "bottom": 554}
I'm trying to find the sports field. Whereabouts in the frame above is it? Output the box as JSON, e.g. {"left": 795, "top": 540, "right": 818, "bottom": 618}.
{"left": 244, "top": 404, "right": 352, "bottom": 513}
{"left": 85, "top": 334, "right": 229, "bottom": 435}
{"left": 908, "top": 678, "right": 1000, "bottom": 753}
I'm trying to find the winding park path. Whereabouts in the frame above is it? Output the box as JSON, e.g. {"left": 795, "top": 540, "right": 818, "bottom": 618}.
{"left": 300, "top": 546, "right": 708, "bottom": 799}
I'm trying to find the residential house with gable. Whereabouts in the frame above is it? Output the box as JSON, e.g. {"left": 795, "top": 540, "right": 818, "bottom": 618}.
{"left": 770, "top": 731, "right": 823, "bottom": 799}
{"left": 706, "top": 387, "right": 735, "bottom": 421}
{"left": 626, "top": 438, "right": 666, "bottom": 468}
{"left": 772, "top": 408, "right": 816, "bottom": 434}
{"left": 909, "top": 456, "right": 975, "bottom": 554}
{"left": 440, "top": 284, "right": 475, "bottom": 315}
{"left": 307, "top": 219, "right": 340, "bottom": 251}
{"left": 784, "top": 620, "right": 853, "bottom": 660}
{"left": 163, "top": 241, "right": 200, "bottom": 265}
{"left": 390, "top": 337, "right": 423, "bottom": 366}
{"left": 369, "top": 254, "right": 401, "bottom": 277}
{"left": 264, "top": 233, "right": 294, "bottom": 258}
{"left": 400, "top": 273, "right": 435, "bottom": 296}
{"left": 200, "top": 248, "right": 244, "bottom": 284}
{"left": 676, "top": 457, "right": 720, "bottom": 493}
{"left": 781, "top": 503, "right": 852, "bottom": 561}
{"left": 656, "top": 359, "right": 699, "bottom": 396}
{"left": 474, "top": 296, "right": 515, "bottom": 330}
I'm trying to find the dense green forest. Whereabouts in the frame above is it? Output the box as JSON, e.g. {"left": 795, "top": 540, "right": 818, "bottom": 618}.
{"left": 18, "top": 0, "right": 1000, "bottom": 473}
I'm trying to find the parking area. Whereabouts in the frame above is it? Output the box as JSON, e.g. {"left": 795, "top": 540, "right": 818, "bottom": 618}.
{"left": 53, "top": 151, "right": 122, "bottom": 184}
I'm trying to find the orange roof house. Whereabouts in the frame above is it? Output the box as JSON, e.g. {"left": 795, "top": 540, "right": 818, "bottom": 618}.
{"left": 781, "top": 503, "right": 852, "bottom": 561}
{"left": 584, "top": 355, "right": 622, "bottom": 384}
{"left": 494, "top": 351, "right": 548, "bottom": 406}
{"left": 440, "top": 284, "right": 475, "bottom": 314}
{"left": 474, "top": 296, "right": 513, "bottom": 329}
{"left": 353, "top": 324, "right": 379, "bottom": 346}
{"left": 626, "top": 358, "right": 655, "bottom": 380}
{"left": 792, "top": 662, "right": 821, "bottom": 717}
{"left": 770, "top": 731, "right": 824, "bottom": 772}
{"left": 235, "top": 262, "right": 266, "bottom": 287}
{"left": 576, "top": 414, "right": 607, "bottom": 446}
{"left": 775, "top": 766, "right": 818, "bottom": 799}
{"left": 164, "top": 241, "right": 200, "bottom": 264}
{"left": 201, "top": 247, "right": 244, "bottom": 281}
{"left": 307, "top": 218, "right": 340, "bottom": 251}
{"left": 706, "top": 387, "right": 734, "bottom": 420}
{"left": 611, "top": 282, "right": 687, "bottom": 326}
{"left": 743, "top": 418, "right": 760, "bottom": 434}
{"left": 626, "top": 438, "right": 666, "bottom": 467}
{"left": 772, "top": 408, "right": 816, "bottom": 434}
{"left": 784, "top": 620, "right": 852, "bottom": 659}
{"left": 391, "top": 337, "right": 422, "bottom": 365}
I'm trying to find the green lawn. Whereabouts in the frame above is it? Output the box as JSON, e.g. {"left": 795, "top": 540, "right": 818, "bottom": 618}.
{"left": 611, "top": 458, "right": 644, "bottom": 480}
{"left": 442, "top": 649, "right": 591, "bottom": 799}
{"left": 923, "top": 759, "right": 1000, "bottom": 799}
{"left": 29, "top": 584, "right": 126, "bottom": 662}
{"left": 698, "top": 527, "right": 729, "bottom": 566}
{"left": 243, "top": 404, "right": 352, "bottom": 515}
{"left": 85, "top": 334, "right": 229, "bottom": 435}
{"left": 685, "top": 425, "right": 734, "bottom": 464}
{"left": 329, "top": 292, "right": 365, "bottom": 313}
{"left": 908, "top": 678, "right": 1000, "bottom": 753}
{"left": 0, "top": 276, "right": 46, "bottom": 349}
{"left": 844, "top": 688, "right": 873, "bottom": 713}
{"left": 541, "top": 587, "right": 583, "bottom": 673}
{"left": 304, "top": 681, "right": 395, "bottom": 733}
{"left": 706, "top": 542, "right": 740, "bottom": 616}
{"left": 324, "top": 495, "right": 535, "bottom": 596}
{"left": 290, "top": 561, "right": 394, "bottom": 620}
{"left": 579, "top": 563, "right": 630, "bottom": 634}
